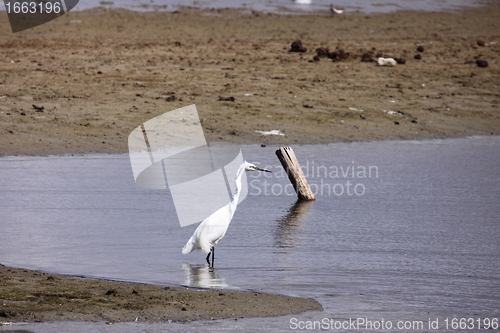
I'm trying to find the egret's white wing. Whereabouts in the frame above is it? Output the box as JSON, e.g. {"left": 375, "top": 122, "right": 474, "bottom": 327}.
{"left": 182, "top": 203, "right": 232, "bottom": 254}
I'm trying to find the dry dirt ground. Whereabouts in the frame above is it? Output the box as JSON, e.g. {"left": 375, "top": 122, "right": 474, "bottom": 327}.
{"left": 0, "top": 5, "right": 499, "bottom": 156}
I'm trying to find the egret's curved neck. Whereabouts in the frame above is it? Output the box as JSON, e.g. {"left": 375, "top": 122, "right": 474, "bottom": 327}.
{"left": 229, "top": 166, "right": 245, "bottom": 215}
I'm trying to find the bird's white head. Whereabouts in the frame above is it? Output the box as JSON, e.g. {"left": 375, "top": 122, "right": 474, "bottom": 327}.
{"left": 243, "top": 161, "right": 272, "bottom": 173}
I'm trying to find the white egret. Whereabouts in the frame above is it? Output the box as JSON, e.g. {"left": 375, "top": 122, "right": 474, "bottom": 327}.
{"left": 182, "top": 161, "right": 271, "bottom": 266}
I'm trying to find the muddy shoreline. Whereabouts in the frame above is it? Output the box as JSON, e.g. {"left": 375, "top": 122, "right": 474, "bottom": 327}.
{"left": 0, "top": 264, "right": 322, "bottom": 323}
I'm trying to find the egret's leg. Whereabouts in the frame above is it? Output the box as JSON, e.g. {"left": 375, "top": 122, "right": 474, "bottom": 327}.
{"left": 206, "top": 251, "right": 211, "bottom": 265}
{"left": 211, "top": 247, "right": 215, "bottom": 267}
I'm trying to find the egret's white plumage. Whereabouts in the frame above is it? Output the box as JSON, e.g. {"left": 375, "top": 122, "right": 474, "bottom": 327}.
{"left": 182, "top": 161, "right": 271, "bottom": 265}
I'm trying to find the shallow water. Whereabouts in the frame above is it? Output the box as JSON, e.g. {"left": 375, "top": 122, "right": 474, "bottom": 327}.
{"left": 1, "top": 136, "right": 499, "bottom": 332}
{"left": 77, "top": 0, "right": 489, "bottom": 13}
{"left": 82, "top": 0, "right": 488, "bottom": 13}
{"left": 0, "top": 0, "right": 489, "bottom": 14}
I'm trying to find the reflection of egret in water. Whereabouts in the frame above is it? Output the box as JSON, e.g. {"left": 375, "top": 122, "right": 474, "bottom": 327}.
{"left": 275, "top": 199, "right": 314, "bottom": 248}
{"left": 181, "top": 263, "right": 229, "bottom": 289}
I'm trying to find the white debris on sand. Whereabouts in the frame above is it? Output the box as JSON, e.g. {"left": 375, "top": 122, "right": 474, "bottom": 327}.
{"left": 255, "top": 130, "right": 285, "bottom": 136}
{"left": 330, "top": 5, "right": 344, "bottom": 14}
{"left": 383, "top": 110, "right": 400, "bottom": 116}
{"left": 376, "top": 57, "right": 397, "bottom": 66}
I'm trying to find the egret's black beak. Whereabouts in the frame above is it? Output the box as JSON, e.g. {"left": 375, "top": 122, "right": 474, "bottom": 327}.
{"left": 255, "top": 167, "right": 272, "bottom": 173}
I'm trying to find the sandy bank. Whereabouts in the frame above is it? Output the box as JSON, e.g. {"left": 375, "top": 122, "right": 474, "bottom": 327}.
{"left": 0, "top": 264, "right": 322, "bottom": 323}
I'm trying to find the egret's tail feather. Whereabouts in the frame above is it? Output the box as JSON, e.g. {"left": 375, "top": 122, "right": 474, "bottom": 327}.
{"left": 182, "top": 237, "right": 196, "bottom": 254}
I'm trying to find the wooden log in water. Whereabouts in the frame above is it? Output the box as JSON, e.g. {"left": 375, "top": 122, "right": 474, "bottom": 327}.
{"left": 275, "top": 146, "right": 315, "bottom": 201}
